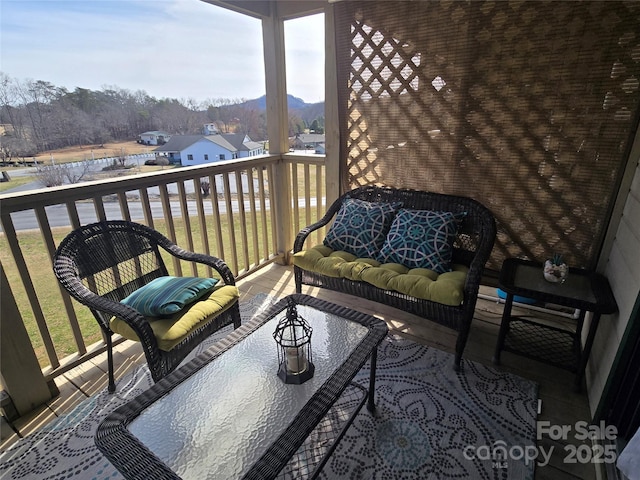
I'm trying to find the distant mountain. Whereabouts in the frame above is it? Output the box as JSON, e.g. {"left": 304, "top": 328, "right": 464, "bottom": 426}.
{"left": 251, "top": 94, "right": 307, "bottom": 110}
{"left": 239, "top": 94, "right": 324, "bottom": 123}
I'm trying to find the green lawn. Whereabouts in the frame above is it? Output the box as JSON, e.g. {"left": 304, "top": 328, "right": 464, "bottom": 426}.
{"left": 0, "top": 175, "right": 35, "bottom": 193}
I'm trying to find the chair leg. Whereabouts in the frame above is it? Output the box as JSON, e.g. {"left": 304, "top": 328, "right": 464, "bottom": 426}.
{"left": 453, "top": 353, "right": 462, "bottom": 372}
{"left": 106, "top": 333, "right": 116, "bottom": 393}
{"left": 232, "top": 302, "right": 242, "bottom": 329}
{"left": 454, "top": 319, "right": 473, "bottom": 372}
{"left": 294, "top": 267, "right": 303, "bottom": 294}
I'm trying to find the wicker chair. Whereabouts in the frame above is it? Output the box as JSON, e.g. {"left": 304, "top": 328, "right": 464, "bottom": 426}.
{"left": 294, "top": 185, "right": 496, "bottom": 370}
{"left": 53, "top": 220, "right": 241, "bottom": 392}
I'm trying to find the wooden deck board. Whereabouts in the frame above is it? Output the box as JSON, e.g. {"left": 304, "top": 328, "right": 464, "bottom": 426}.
{"left": 1, "top": 264, "right": 598, "bottom": 478}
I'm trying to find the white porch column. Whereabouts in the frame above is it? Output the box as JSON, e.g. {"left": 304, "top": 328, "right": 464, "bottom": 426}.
{"left": 1, "top": 263, "right": 54, "bottom": 418}
{"left": 324, "top": 3, "right": 341, "bottom": 204}
{"left": 262, "top": 7, "right": 292, "bottom": 264}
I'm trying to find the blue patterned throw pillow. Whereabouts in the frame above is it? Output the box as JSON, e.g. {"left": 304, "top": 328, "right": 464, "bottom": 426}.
{"left": 121, "top": 276, "right": 219, "bottom": 317}
{"left": 323, "top": 198, "right": 402, "bottom": 259}
{"left": 377, "top": 209, "right": 465, "bottom": 273}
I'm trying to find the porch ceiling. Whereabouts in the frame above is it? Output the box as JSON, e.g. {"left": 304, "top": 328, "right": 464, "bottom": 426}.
{"left": 201, "top": 0, "right": 326, "bottom": 20}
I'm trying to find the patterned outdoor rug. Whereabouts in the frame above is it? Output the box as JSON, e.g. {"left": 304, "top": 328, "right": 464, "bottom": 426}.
{"left": 0, "top": 294, "right": 538, "bottom": 480}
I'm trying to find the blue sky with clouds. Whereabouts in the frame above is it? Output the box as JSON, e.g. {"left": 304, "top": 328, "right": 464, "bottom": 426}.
{"left": 0, "top": 0, "right": 325, "bottom": 103}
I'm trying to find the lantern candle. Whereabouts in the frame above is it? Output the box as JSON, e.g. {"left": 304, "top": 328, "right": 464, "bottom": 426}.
{"left": 273, "top": 299, "right": 315, "bottom": 384}
{"left": 286, "top": 347, "right": 308, "bottom": 374}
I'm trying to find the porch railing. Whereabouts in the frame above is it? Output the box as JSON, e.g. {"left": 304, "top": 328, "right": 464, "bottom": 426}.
{"left": 0, "top": 154, "right": 326, "bottom": 397}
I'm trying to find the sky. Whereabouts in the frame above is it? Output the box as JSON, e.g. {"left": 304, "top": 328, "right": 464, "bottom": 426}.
{"left": 0, "top": 0, "right": 325, "bottom": 104}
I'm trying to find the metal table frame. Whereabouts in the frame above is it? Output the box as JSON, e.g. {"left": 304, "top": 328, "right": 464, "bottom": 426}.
{"left": 95, "top": 294, "right": 388, "bottom": 479}
{"left": 493, "top": 258, "right": 617, "bottom": 391}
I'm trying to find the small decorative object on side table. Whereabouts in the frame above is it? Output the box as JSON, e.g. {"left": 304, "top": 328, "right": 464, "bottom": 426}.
{"left": 543, "top": 253, "right": 568, "bottom": 283}
{"left": 273, "top": 298, "right": 315, "bottom": 384}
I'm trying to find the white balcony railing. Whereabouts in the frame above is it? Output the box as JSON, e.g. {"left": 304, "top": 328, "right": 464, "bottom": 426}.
{"left": 0, "top": 154, "right": 326, "bottom": 413}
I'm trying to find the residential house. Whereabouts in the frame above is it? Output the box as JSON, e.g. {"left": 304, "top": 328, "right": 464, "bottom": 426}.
{"left": 153, "top": 133, "right": 264, "bottom": 166}
{"left": 203, "top": 123, "right": 218, "bottom": 135}
{"left": 290, "top": 133, "right": 325, "bottom": 151}
{"left": 137, "top": 131, "right": 171, "bottom": 146}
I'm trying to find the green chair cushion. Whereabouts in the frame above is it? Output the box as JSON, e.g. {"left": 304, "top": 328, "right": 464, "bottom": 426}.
{"left": 111, "top": 285, "right": 239, "bottom": 351}
{"left": 293, "top": 245, "right": 467, "bottom": 306}
{"left": 120, "top": 276, "right": 219, "bottom": 317}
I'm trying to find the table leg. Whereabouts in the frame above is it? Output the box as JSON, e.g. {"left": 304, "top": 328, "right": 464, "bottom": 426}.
{"left": 573, "top": 310, "right": 586, "bottom": 355}
{"left": 367, "top": 348, "right": 378, "bottom": 413}
{"left": 493, "top": 293, "right": 514, "bottom": 365}
{"left": 574, "top": 312, "right": 602, "bottom": 392}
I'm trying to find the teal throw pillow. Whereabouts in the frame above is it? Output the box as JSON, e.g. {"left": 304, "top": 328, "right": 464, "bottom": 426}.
{"left": 323, "top": 198, "right": 402, "bottom": 259}
{"left": 377, "top": 209, "right": 465, "bottom": 273}
{"left": 121, "top": 276, "right": 219, "bottom": 317}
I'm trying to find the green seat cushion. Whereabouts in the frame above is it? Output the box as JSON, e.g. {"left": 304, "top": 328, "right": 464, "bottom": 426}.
{"left": 111, "top": 285, "right": 239, "bottom": 351}
{"left": 120, "top": 276, "right": 219, "bottom": 317}
{"left": 293, "top": 246, "right": 467, "bottom": 306}
{"left": 377, "top": 209, "right": 465, "bottom": 274}
{"left": 323, "top": 198, "right": 402, "bottom": 259}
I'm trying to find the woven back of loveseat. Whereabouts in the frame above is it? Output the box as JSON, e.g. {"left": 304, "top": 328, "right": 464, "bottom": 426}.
{"left": 339, "top": 185, "right": 496, "bottom": 271}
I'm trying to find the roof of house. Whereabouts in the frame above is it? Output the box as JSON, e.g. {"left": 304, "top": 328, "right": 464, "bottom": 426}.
{"left": 154, "top": 135, "right": 205, "bottom": 152}
{"left": 154, "top": 134, "right": 260, "bottom": 153}
{"left": 140, "top": 130, "right": 170, "bottom": 136}
{"left": 216, "top": 134, "right": 262, "bottom": 151}
{"left": 294, "top": 133, "right": 325, "bottom": 143}
{"left": 205, "top": 134, "right": 238, "bottom": 152}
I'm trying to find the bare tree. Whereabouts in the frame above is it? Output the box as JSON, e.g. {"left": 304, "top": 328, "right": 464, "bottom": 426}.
{"left": 0, "top": 134, "right": 36, "bottom": 162}
{"left": 1, "top": 74, "right": 281, "bottom": 156}
{"left": 200, "top": 179, "right": 210, "bottom": 197}
{"left": 35, "top": 161, "right": 92, "bottom": 187}
{"left": 116, "top": 148, "right": 128, "bottom": 167}
{"left": 205, "top": 97, "right": 245, "bottom": 133}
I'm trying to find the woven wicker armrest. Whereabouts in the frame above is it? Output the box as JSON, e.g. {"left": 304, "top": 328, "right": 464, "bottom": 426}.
{"left": 151, "top": 236, "right": 236, "bottom": 286}
{"left": 293, "top": 198, "right": 344, "bottom": 253}
{"left": 462, "top": 213, "right": 497, "bottom": 298}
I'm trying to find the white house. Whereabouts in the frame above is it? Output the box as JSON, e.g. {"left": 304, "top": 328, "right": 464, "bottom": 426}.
{"left": 138, "top": 131, "right": 171, "bottom": 146}
{"left": 290, "top": 133, "right": 326, "bottom": 150}
{"left": 153, "top": 134, "right": 264, "bottom": 166}
{"left": 203, "top": 123, "right": 218, "bottom": 135}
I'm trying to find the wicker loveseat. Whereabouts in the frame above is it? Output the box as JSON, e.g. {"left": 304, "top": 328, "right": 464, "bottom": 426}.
{"left": 293, "top": 185, "right": 496, "bottom": 369}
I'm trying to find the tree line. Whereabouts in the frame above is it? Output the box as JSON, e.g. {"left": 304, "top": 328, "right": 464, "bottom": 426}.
{"left": 0, "top": 72, "right": 323, "bottom": 161}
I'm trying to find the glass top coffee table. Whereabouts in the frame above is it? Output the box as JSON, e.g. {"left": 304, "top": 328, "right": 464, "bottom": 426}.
{"left": 95, "top": 294, "right": 388, "bottom": 479}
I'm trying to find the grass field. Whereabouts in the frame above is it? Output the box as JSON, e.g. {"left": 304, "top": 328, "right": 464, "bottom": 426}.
{"left": 0, "top": 176, "right": 33, "bottom": 193}
{"left": 0, "top": 214, "right": 275, "bottom": 368}
{"left": 34, "top": 140, "right": 152, "bottom": 164}
{"left": 0, "top": 140, "right": 172, "bottom": 192}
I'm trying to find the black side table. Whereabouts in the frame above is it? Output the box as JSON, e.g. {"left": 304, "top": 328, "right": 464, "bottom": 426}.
{"left": 493, "top": 258, "right": 617, "bottom": 391}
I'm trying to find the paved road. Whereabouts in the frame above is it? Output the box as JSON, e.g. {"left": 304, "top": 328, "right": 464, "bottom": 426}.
{"left": 3, "top": 197, "right": 321, "bottom": 232}
{"left": 6, "top": 199, "right": 241, "bottom": 231}
{"left": 1, "top": 166, "right": 282, "bottom": 231}
{"left": 2, "top": 161, "right": 323, "bottom": 231}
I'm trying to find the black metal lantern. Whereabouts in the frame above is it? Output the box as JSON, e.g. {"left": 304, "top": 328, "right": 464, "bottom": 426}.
{"left": 273, "top": 299, "right": 314, "bottom": 384}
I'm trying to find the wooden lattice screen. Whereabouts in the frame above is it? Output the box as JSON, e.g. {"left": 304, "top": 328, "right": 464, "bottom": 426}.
{"left": 335, "top": 1, "right": 640, "bottom": 271}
